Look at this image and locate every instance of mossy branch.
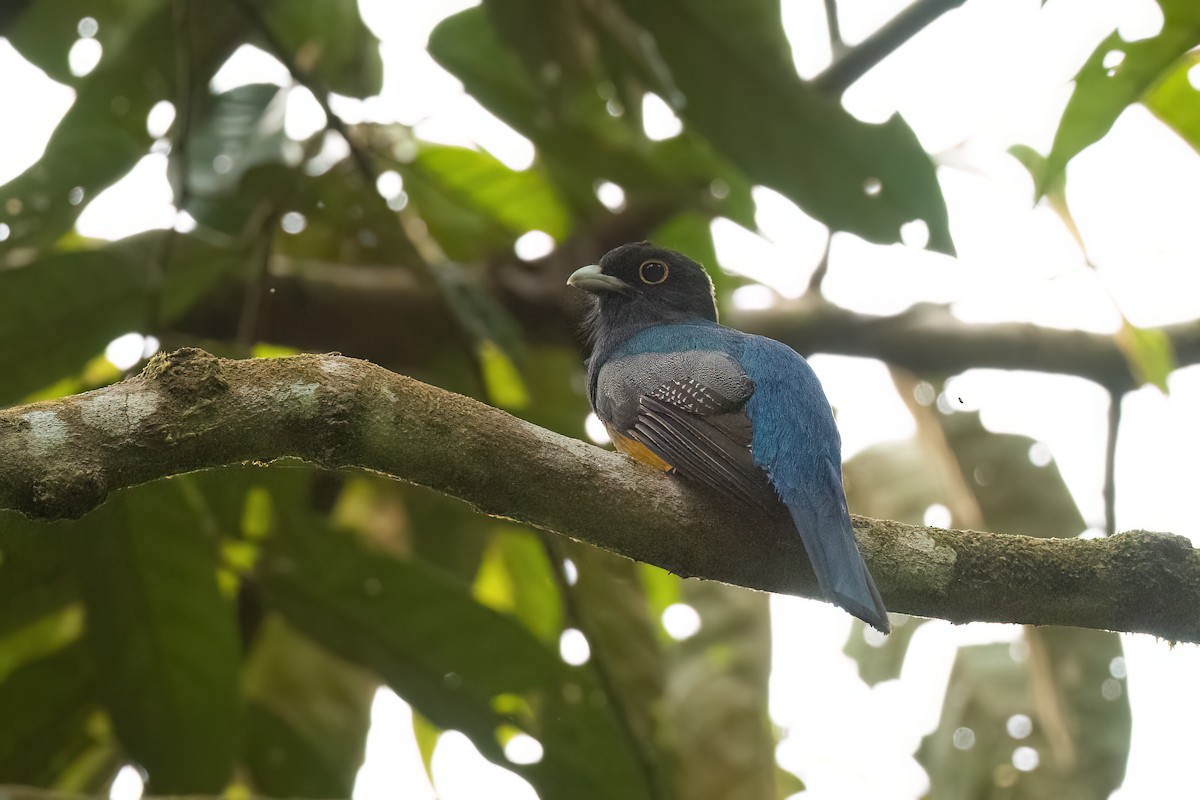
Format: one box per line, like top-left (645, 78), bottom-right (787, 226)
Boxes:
top-left (2, 349), bottom-right (1197, 642)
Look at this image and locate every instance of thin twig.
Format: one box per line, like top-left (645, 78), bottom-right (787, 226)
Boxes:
top-left (822, 0), bottom-right (847, 60)
top-left (1105, 390), bottom-right (1122, 537)
top-left (804, 233), bottom-right (833, 296)
top-left (812, 0), bottom-right (967, 97)
top-left (235, 205), bottom-right (279, 352)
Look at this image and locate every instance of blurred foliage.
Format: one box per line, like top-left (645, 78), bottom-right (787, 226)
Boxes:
top-left (1, 0), bottom-right (1191, 796)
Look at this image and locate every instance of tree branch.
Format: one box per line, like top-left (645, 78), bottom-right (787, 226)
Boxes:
top-left (2, 349), bottom-right (1197, 642)
top-left (812, 0), bottom-right (968, 97)
top-left (176, 263), bottom-right (1200, 392)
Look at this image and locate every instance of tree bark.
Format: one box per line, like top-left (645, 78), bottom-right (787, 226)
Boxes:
top-left (2, 349), bottom-right (1197, 642)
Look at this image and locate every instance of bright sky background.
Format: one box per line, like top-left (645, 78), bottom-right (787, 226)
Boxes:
top-left (3, 0), bottom-right (1200, 798)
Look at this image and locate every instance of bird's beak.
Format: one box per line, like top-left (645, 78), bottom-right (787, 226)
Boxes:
top-left (567, 264), bottom-right (631, 295)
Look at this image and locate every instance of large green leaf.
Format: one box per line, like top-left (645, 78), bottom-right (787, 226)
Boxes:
top-left (1144, 50), bottom-right (1200, 154)
top-left (616, 0), bottom-right (952, 252)
top-left (264, 0), bottom-right (384, 98)
top-left (429, 7), bottom-right (757, 227)
top-left (0, 642), bottom-right (99, 786)
top-left (662, 582), bottom-right (775, 800)
top-left (77, 480), bottom-right (241, 795)
top-left (0, 232), bottom-right (246, 406)
top-left (0, 0), bottom-right (247, 247)
top-left (563, 542), bottom-right (666, 792)
top-left (917, 631), bottom-right (1129, 800)
top-left (180, 83), bottom-right (289, 208)
top-left (940, 412), bottom-right (1085, 538)
top-left (243, 616), bottom-right (376, 799)
top-left (259, 510), bottom-right (653, 800)
top-left (3, 0), bottom-right (160, 86)
top-left (0, 512), bottom-right (81, 637)
top-left (1040, 0), bottom-right (1200, 193)
top-left (473, 526), bottom-right (562, 643)
top-left (400, 143), bottom-right (572, 260)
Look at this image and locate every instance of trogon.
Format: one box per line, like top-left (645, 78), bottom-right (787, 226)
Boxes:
top-left (568, 242), bottom-right (889, 633)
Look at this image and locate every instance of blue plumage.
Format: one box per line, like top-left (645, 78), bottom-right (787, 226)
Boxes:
top-left (570, 243), bottom-right (889, 632)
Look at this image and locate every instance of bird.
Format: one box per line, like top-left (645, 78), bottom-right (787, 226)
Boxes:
top-left (567, 242), bottom-right (889, 633)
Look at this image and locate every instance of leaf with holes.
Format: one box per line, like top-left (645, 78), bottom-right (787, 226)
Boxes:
top-left (1040, 0), bottom-right (1200, 194)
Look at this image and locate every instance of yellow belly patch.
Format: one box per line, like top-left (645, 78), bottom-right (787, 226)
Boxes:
top-left (610, 430), bottom-right (673, 472)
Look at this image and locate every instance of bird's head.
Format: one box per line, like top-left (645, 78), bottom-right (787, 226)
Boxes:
top-left (567, 243), bottom-right (718, 330)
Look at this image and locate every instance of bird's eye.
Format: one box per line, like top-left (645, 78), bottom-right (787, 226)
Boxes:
top-left (639, 259), bottom-right (669, 285)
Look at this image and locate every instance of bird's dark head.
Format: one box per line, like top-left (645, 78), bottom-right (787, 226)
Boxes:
top-left (567, 243), bottom-right (718, 340)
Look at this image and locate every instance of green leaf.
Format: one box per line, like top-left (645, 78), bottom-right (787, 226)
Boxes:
top-left (940, 412), bottom-right (1085, 539)
top-left (428, 8), bottom-right (757, 226)
top-left (1041, 0), bottom-right (1200, 194)
top-left (663, 583), bottom-right (774, 800)
top-left (917, 631), bottom-right (1130, 800)
top-left (473, 527), bottom-right (562, 643)
top-left (181, 83), bottom-right (290, 200)
top-left (1144, 51), bottom-right (1200, 154)
top-left (0, 512), bottom-right (81, 637)
top-left (1114, 319), bottom-right (1176, 392)
top-left (265, 0), bottom-right (384, 98)
top-left (0, 642), bottom-right (99, 786)
top-left (0, 1), bottom-right (247, 247)
top-left (260, 511), bottom-right (652, 800)
top-left (843, 615), bottom-right (926, 687)
top-left (0, 232), bottom-right (246, 406)
top-left (617, 0), bottom-right (952, 252)
top-left (77, 479), bottom-right (241, 794)
top-left (563, 542), bottom-right (665, 788)
top-left (2, 0), bottom-right (160, 86)
top-left (243, 616), bottom-right (376, 799)
top-left (0, 605), bottom-right (84, 687)
top-left (410, 144), bottom-right (571, 241)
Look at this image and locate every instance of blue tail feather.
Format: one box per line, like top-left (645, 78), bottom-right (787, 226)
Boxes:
top-left (785, 494), bottom-right (889, 633)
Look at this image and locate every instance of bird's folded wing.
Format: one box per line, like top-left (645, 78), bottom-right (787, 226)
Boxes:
top-left (631, 393), bottom-right (775, 506)
top-left (596, 349), bottom-right (775, 505)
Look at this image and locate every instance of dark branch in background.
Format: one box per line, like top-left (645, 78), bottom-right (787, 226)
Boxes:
top-left (812, 0), bottom-right (968, 97)
top-left (234, 205), bottom-right (279, 352)
top-left (803, 235), bottom-right (833, 296)
top-left (175, 260), bottom-right (1200, 392)
top-left (2, 350), bottom-right (1198, 643)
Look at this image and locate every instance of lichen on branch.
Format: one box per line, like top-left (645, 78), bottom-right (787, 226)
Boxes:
top-left (1, 348), bottom-right (1198, 642)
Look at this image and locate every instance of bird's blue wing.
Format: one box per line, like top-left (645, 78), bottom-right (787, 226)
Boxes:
top-left (741, 336), bottom-right (889, 633)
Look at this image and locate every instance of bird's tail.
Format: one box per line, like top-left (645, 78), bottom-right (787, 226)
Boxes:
top-left (784, 469), bottom-right (889, 633)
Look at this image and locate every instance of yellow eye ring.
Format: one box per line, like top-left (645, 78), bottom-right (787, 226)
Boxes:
top-left (639, 259), bottom-right (669, 285)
